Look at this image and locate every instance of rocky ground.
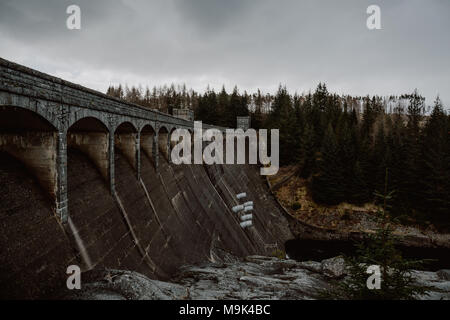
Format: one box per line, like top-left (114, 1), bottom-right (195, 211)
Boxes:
top-left (62, 256), bottom-right (450, 300)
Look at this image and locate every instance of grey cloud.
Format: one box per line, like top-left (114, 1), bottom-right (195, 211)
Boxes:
top-left (0, 0), bottom-right (448, 106)
top-left (175, 0), bottom-right (253, 33)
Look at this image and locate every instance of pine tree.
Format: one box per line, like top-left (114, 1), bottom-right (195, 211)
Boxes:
top-left (403, 90), bottom-right (426, 218)
top-left (217, 86), bottom-right (229, 127)
top-left (251, 90), bottom-right (264, 130)
top-left (323, 170), bottom-right (430, 300)
top-left (312, 124), bottom-right (344, 205)
top-left (298, 123), bottom-right (316, 178)
top-left (420, 96), bottom-right (450, 230)
top-left (371, 123), bottom-right (387, 196)
top-left (267, 86), bottom-right (296, 165)
top-left (350, 161), bottom-right (370, 204)
top-left (227, 86), bottom-right (241, 128)
top-left (312, 83), bottom-right (328, 112)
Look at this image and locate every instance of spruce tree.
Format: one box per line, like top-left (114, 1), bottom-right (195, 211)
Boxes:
top-left (323, 170), bottom-right (430, 300)
top-left (312, 124), bottom-right (344, 205)
top-left (267, 86), bottom-right (296, 165)
top-left (252, 90), bottom-right (264, 130)
top-left (403, 90), bottom-right (425, 218)
top-left (298, 123), bottom-right (316, 178)
top-left (217, 86), bottom-right (229, 127)
top-left (420, 97), bottom-right (450, 230)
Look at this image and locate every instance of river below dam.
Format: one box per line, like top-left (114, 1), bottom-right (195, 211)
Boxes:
top-left (285, 239), bottom-right (450, 271)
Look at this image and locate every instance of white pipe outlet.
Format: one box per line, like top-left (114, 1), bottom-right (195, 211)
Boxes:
top-left (236, 193), bottom-right (247, 199)
top-left (240, 221), bottom-right (252, 228)
top-left (232, 205), bottom-right (244, 213)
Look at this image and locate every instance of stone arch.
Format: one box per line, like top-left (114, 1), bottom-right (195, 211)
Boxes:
top-left (140, 124), bottom-right (157, 166)
top-left (157, 125), bottom-right (170, 161)
top-left (0, 100), bottom-right (61, 130)
top-left (158, 123), bottom-right (170, 133)
top-left (138, 122), bottom-right (156, 134)
top-left (114, 121), bottom-right (138, 134)
top-left (69, 116), bottom-right (109, 132)
top-left (115, 122), bottom-right (139, 172)
top-left (67, 110), bottom-right (109, 132)
top-left (67, 117), bottom-right (110, 181)
top-left (0, 105), bottom-right (58, 131)
top-left (0, 106), bottom-right (59, 200)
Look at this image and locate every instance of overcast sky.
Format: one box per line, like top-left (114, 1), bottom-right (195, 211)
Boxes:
top-left (0, 0), bottom-right (449, 106)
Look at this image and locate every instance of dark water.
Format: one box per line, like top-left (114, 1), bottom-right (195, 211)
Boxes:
top-left (285, 239), bottom-right (450, 271)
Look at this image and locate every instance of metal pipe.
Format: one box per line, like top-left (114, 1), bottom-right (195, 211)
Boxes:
top-left (240, 221), bottom-right (252, 228)
top-left (236, 192), bottom-right (247, 199)
top-left (232, 204), bottom-right (244, 213)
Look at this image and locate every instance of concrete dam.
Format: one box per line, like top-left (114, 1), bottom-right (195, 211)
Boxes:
top-left (0, 58), bottom-right (292, 299)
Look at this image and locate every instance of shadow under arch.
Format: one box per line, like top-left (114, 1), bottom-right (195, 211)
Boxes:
top-left (140, 124), bottom-right (157, 167)
top-left (0, 106), bottom-right (58, 199)
top-left (115, 121), bottom-right (139, 171)
top-left (115, 121), bottom-right (138, 134)
top-left (0, 105), bottom-right (59, 131)
top-left (67, 116), bottom-right (110, 181)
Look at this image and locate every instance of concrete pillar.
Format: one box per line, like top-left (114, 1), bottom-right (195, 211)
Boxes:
top-left (109, 130), bottom-right (115, 195)
top-left (158, 131), bottom-right (168, 161)
top-left (141, 131), bottom-right (158, 168)
top-left (153, 132), bottom-right (159, 172)
top-left (135, 131), bottom-right (141, 180)
top-left (56, 130), bottom-right (68, 223)
top-left (167, 135), bottom-right (171, 163)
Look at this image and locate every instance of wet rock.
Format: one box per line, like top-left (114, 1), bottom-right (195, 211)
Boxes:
top-left (297, 261), bottom-right (322, 273)
top-left (321, 256), bottom-right (346, 278)
top-left (61, 256), bottom-right (449, 300)
top-left (62, 269), bottom-right (187, 300)
top-left (410, 270), bottom-right (450, 300)
top-left (437, 269), bottom-right (450, 281)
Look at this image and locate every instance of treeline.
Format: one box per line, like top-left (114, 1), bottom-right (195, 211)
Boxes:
top-left (106, 84), bottom-right (198, 115)
top-left (265, 84), bottom-right (449, 231)
top-left (106, 84), bottom-right (272, 127)
top-left (107, 82), bottom-right (449, 230)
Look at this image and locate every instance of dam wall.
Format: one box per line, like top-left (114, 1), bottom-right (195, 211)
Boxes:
top-left (0, 149), bottom-right (291, 299)
top-left (0, 58), bottom-right (292, 299)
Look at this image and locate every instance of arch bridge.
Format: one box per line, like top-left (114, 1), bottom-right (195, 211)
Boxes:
top-left (0, 58), bottom-right (220, 223)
